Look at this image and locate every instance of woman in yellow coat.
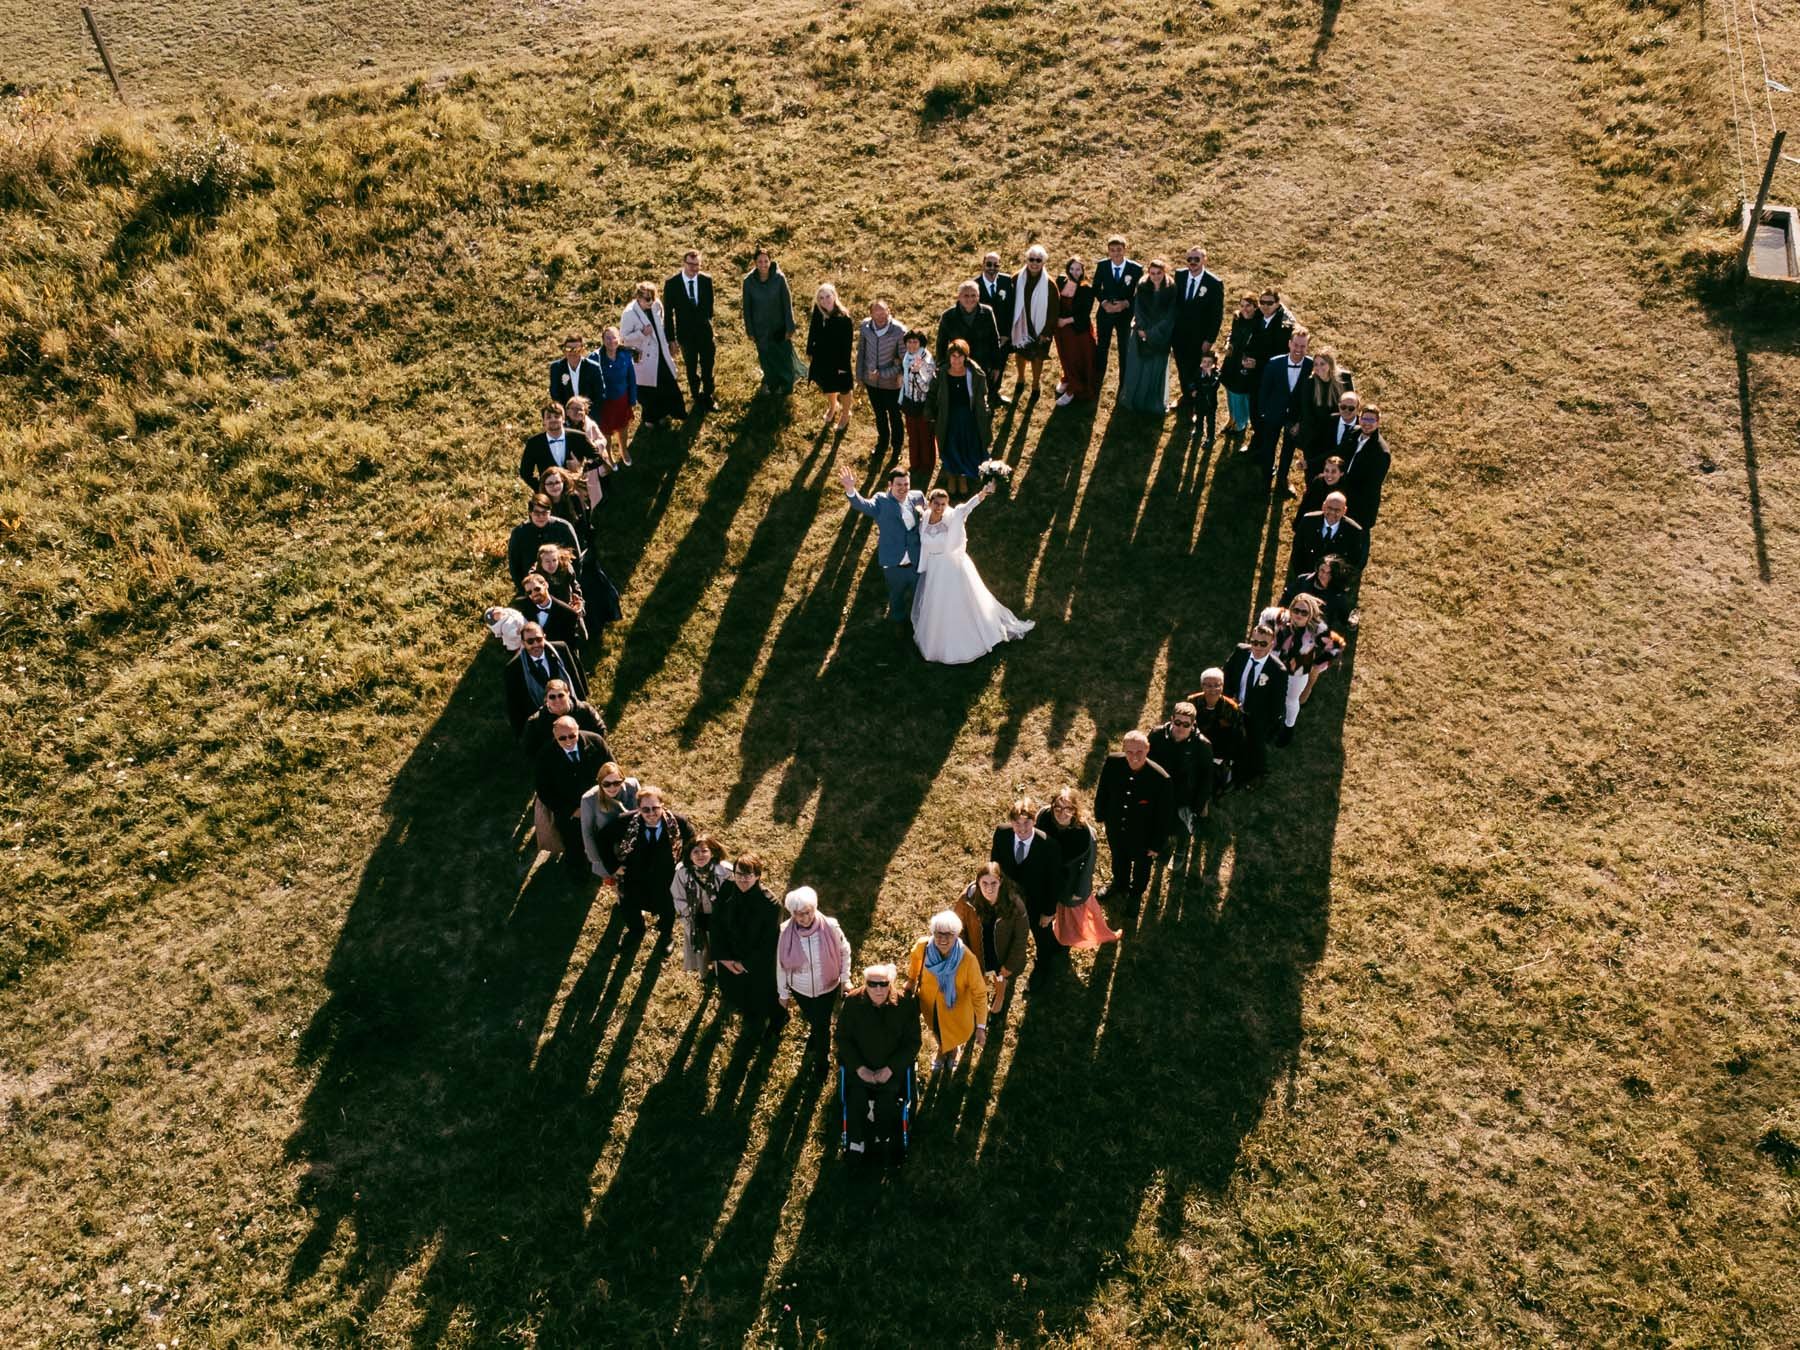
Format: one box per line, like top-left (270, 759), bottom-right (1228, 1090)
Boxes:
top-left (905, 910), bottom-right (990, 1071)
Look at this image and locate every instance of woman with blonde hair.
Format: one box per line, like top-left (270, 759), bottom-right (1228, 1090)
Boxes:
top-left (905, 910), bottom-right (989, 1071)
top-left (806, 281), bottom-right (856, 431)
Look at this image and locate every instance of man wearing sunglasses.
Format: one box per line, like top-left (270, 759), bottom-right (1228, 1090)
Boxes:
top-left (598, 786), bottom-right (694, 936)
top-left (1339, 403), bottom-right (1391, 534)
top-left (1220, 625), bottom-right (1291, 787)
top-left (503, 622), bottom-right (588, 735)
top-left (534, 715), bottom-right (609, 875)
top-left (836, 962), bottom-right (920, 1162)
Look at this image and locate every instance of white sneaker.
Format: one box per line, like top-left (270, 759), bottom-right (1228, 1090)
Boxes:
top-left (1054, 393), bottom-right (1074, 407)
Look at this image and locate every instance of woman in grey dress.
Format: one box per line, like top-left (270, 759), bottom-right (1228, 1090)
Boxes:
top-left (1119, 258), bottom-right (1176, 415)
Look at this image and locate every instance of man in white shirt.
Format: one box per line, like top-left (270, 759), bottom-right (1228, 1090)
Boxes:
top-left (1252, 327), bottom-right (1313, 498)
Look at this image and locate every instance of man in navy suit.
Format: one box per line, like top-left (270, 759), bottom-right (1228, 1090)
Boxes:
top-left (549, 334), bottom-right (603, 410)
top-left (840, 465), bottom-right (927, 627)
top-left (990, 799), bottom-right (1067, 987)
top-left (1171, 246), bottom-right (1224, 414)
top-left (663, 250), bottom-right (717, 411)
top-left (1220, 627), bottom-right (1290, 782)
top-left (1252, 326), bottom-right (1312, 497)
top-left (1091, 235), bottom-right (1143, 388)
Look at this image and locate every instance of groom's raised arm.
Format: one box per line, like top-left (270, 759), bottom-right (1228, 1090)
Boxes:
top-left (838, 466), bottom-right (880, 517)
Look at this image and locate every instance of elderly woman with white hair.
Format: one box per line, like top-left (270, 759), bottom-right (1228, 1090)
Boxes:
top-left (776, 886), bottom-right (854, 1073)
top-left (806, 281), bottom-right (856, 431)
top-left (836, 962), bottom-right (920, 1161)
top-left (904, 910), bottom-right (989, 1072)
top-left (1007, 244), bottom-right (1062, 401)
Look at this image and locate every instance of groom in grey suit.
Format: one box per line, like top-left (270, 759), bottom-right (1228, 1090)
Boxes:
top-left (840, 465), bottom-right (926, 624)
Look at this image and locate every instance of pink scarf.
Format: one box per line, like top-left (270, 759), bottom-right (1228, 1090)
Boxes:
top-left (778, 916), bottom-right (843, 985)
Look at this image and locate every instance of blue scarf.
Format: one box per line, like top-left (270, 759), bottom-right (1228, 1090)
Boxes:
top-left (922, 938), bottom-right (965, 1008)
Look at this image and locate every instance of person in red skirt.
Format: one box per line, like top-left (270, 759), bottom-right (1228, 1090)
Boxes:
top-left (1053, 256), bottom-right (1097, 406)
top-left (594, 326), bottom-right (639, 467)
top-left (898, 329), bottom-right (937, 481)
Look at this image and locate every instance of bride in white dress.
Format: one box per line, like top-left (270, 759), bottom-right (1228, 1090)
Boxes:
top-left (911, 482), bottom-right (1035, 664)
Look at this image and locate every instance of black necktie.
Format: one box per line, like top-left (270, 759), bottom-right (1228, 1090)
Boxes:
top-left (1324, 524), bottom-right (1336, 539)
top-left (1015, 837), bottom-right (1026, 863)
top-left (535, 657), bottom-right (550, 682)
top-left (688, 277), bottom-right (696, 304)
top-left (566, 748), bottom-right (579, 763)
top-left (1188, 276), bottom-right (1197, 300)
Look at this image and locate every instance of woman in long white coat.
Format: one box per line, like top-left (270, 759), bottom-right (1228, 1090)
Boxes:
top-left (910, 482), bottom-right (1033, 664)
top-left (618, 281), bottom-right (686, 427)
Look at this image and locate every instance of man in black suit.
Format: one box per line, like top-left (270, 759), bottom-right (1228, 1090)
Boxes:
top-left (600, 786), bottom-right (694, 935)
top-left (1252, 326), bottom-right (1312, 497)
top-left (1292, 491), bottom-right (1369, 575)
top-left (1309, 389), bottom-right (1362, 480)
top-left (549, 334), bottom-right (603, 411)
top-left (504, 623), bottom-right (588, 735)
top-left (1171, 246), bottom-right (1225, 415)
top-left (1092, 235), bottom-right (1143, 388)
top-left (520, 679), bottom-right (609, 759)
top-left (1221, 627), bottom-right (1290, 784)
top-left (507, 495), bottom-right (582, 588)
top-left (517, 403), bottom-right (593, 491)
top-left (1146, 703), bottom-right (1215, 838)
top-left (509, 572), bottom-right (586, 647)
top-left (975, 251), bottom-right (1016, 405)
top-left (989, 798), bottom-right (1067, 987)
top-left (663, 249), bottom-right (717, 411)
top-left (535, 716), bottom-right (608, 874)
top-left (1339, 404), bottom-right (1391, 534)
top-left (1093, 731), bottom-right (1174, 910)
top-left (936, 282), bottom-right (1003, 400)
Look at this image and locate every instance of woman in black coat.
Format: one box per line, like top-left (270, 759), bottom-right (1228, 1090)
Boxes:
top-left (710, 851), bottom-right (789, 1030)
top-left (806, 281), bottom-right (856, 433)
top-left (1219, 293), bottom-right (1261, 446)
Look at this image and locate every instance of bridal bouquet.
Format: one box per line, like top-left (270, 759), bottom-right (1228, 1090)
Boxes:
top-left (976, 459), bottom-right (1013, 494)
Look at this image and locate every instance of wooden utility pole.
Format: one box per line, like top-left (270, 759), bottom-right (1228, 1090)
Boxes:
top-left (1737, 129), bottom-right (1786, 282)
top-left (80, 6), bottom-right (127, 105)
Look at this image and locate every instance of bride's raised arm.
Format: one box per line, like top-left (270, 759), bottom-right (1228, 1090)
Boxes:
top-left (955, 479), bottom-right (996, 520)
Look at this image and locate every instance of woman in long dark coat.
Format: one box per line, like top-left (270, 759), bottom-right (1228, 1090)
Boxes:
top-left (806, 281), bottom-right (856, 432)
top-left (1119, 259), bottom-right (1176, 414)
top-left (709, 851), bottom-right (788, 1031)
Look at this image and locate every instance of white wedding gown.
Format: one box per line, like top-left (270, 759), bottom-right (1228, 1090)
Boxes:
top-left (911, 494), bottom-right (1034, 664)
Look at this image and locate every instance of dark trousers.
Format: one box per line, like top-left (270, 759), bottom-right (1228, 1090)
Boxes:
top-left (1094, 309), bottom-right (1131, 384)
top-left (1191, 387), bottom-right (1218, 440)
top-left (1239, 722), bottom-right (1272, 783)
top-left (554, 814), bottom-right (588, 874)
top-left (1172, 338), bottom-right (1207, 403)
top-left (1252, 419), bottom-right (1302, 487)
top-left (792, 988), bottom-right (839, 1061)
top-left (1105, 830), bottom-right (1157, 899)
top-left (1029, 913), bottom-right (1068, 980)
top-left (866, 385), bottom-right (904, 450)
top-left (682, 334), bottom-right (716, 403)
top-left (619, 882), bottom-right (675, 933)
top-left (843, 1069), bottom-right (910, 1154)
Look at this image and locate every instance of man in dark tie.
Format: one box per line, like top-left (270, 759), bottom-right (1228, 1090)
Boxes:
top-left (1220, 627), bottom-right (1290, 785)
top-left (1339, 404), bottom-right (1392, 534)
top-left (1171, 246), bottom-right (1224, 416)
top-left (663, 249), bottom-right (717, 411)
top-left (1093, 731), bottom-right (1174, 911)
top-left (975, 252), bottom-right (1016, 407)
top-left (1308, 390), bottom-right (1362, 481)
top-left (1292, 491), bottom-right (1369, 575)
top-left (1252, 326), bottom-right (1312, 498)
top-left (503, 623), bottom-right (588, 734)
top-left (535, 715), bottom-right (607, 875)
top-left (600, 786), bottom-right (695, 935)
top-left (988, 798), bottom-right (1066, 988)
top-left (1091, 235), bottom-right (1143, 389)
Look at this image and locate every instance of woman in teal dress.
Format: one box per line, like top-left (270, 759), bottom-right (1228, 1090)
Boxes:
top-left (1119, 258), bottom-right (1176, 415)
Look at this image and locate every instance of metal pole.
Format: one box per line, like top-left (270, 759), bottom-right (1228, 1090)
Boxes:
top-left (80, 6), bottom-right (127, 105)
top-left (1738, 129), bottom-right (1786, 282)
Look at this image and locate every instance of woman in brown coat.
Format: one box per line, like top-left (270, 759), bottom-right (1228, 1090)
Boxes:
top-left (953, 863), bottom-right (1032, 1017)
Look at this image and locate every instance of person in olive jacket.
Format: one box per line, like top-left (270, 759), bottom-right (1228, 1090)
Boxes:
top-left (836, 962), bottom-right (921, 1160)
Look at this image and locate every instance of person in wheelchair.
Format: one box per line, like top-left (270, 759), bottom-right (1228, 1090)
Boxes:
top-left (836, 962), bottom-right (920, 1163)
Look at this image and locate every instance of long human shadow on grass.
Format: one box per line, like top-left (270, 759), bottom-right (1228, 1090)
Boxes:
top-left (283, 647), bottom-right (607, 1318)
top-left (774, 650), bottom-right (1349, 1343)
top-left (602, 406), bottom-right (781, 725)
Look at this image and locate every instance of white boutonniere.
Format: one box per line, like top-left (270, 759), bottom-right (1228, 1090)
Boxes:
top-left (562, 371), bottom-right (573, 386)
top-left (1256, 673), bottom-right (1269, 687)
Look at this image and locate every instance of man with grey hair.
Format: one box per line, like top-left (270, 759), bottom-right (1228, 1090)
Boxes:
top-left (1292, 489), bottom-right (1368, 574)
top-left (856, 299), bottom-right (907, 459)
top-left (836, 961), bottom-right (919, 1161)
top-left (1093, 730), bottom-right (1175, 907)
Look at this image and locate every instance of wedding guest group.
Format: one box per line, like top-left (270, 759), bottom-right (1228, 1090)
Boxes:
top-left (473, 232), bottom-right (1392, 1163)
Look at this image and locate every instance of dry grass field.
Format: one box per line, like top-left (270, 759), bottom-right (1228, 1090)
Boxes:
top-left (3, 0), bottom-right (1798, 1344)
